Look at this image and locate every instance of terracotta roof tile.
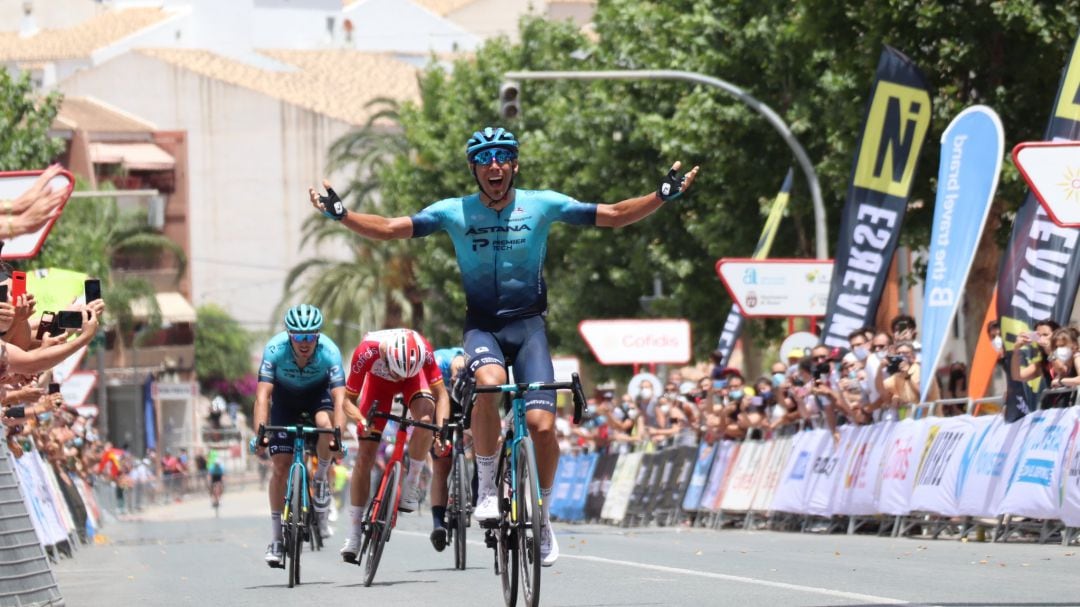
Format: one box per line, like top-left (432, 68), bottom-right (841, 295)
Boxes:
top-left (53, 96), bottom-right (156, 133)
top-left (408, 0), bottom-right (478, 17)
top-left (139, 48), bottom-right (420, 127)
top-left (0, 8), bottom-right (171, 62)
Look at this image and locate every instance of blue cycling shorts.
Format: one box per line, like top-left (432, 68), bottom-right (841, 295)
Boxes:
top-left (464, 314), bottom-right (555, 414)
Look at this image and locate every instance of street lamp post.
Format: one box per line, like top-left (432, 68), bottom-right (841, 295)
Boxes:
top-left (502, 69), bottom-right (828, 259)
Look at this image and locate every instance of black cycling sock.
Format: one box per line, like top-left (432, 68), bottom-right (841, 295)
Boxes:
top-left (432, 505), bottom-right (446, 528)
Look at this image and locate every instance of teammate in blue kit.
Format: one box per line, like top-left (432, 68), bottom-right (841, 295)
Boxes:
top-left (252, 304), bottom-right (346, 567)
top-left (310, 127), bottom-right (698, 565)
top-left (428, 347), bottom-right (466, 551)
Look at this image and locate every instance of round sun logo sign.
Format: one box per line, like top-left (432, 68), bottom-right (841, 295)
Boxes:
top-left (1057, 166), bottom-right (1080, 202)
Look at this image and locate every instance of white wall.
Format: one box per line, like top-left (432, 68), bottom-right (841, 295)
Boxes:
top-left (440, 0), bottom-right (535, 43)
top-left (60, 51), bottom-right (355, 331)
top-left (346, 0), bottom-right (478, 53)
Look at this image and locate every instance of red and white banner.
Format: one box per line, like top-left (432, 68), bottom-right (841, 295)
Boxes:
top-left (578, 319), bottom-right (691, 365)
top-left (720, 440), bottom-right (768, 512)
top-left (877, 417), bottom-right (935, 516)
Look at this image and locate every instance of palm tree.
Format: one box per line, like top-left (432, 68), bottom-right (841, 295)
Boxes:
top-left (278, 99), bottom-right (427, 344)
top-left (33, 182), bottom-right (188, 364)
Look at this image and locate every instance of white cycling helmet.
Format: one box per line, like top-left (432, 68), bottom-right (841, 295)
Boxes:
top-left (383, 330), bottom-right (427, 379)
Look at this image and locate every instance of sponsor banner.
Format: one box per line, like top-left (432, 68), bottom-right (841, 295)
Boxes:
top-left (954, 415), bottom-right (1016, 517)
top-left (715, 259), bottom-right (833, 318)
top-left (1013, 142), bottom-right (1080, 227)
top-left (909, 416), bottom-right (978, 516)
top-left (701, 441), bottom-right (740, 513)
top-left (822, 46), bottom-right (933, 347)
top-left (715, 170), bottom-right (794, 362)
top-left (550, 453), bottom-right (597, 522)
top-left (998, 407), bottom-right (1078, 519)
top-left (806, 425), bottom-right (862, 517)
top-left (578, 319), bottom-right (691, 365)
top-left (996, 31), bottom-right (1080, 421)
top-left (877, 417), bottom-right (936, 515)
top-left (720, 440), bottom-right (768, 512)
top-left (834, 421), bottom-right (896, 515)
top-left (1060, 414), bottom-right (1080, 526)
top-left (623, 452), bottom-right (659, 523)
top-left (681, 441), bottom-right (718, 512)
top-left (661, 446), bottom-right (697, 516)
top-left (585, 452), bottom-right (619, 520)
top-left (600, 451), bottom-right (642, 522)
top-left (749, 435), bottom-right (795, 512)
top-left (11, 448), bottom-right (71, 545)
top-left (770, 429), bottom-right (831, 514)
top-left (919, 106), bottom-right (1005, 401)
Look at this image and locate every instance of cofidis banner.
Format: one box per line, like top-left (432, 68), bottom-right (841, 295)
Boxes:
top-left (715, 169), bottom-right (792, 362)
top-left (919, 106), bottom-right (1004, 401)
top-left (996, 30), bottom-right (1080, 421)
top-left (822, 46), bottom-right (932, 347)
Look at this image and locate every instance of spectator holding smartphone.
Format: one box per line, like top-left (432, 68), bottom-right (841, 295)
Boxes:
top-left (1010, 319), bottom-right (1060, 408)
top-left (880, 340), bottom-right (938, 417)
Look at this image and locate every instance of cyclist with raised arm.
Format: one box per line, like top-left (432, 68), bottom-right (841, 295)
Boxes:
top-left (253, 304), bottom-right (346, 567)
top-left (428, 346), bottom-right (466, 552)
top-left (311, 126), bottom-right (698, 566)
top-left (338, 328), bottom-right (450, 563)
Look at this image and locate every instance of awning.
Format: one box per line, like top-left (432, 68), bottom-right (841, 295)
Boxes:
top-left (89, 142), bottom-right (175, 171)
top-left (130, 292), bottom-right (197, 324)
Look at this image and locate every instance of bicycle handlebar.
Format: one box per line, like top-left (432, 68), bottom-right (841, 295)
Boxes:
top-left (367, 409), bottom-right (442, 433)
top-left (255, 423), bottom-right (342, 451)
top-left (460, 372), bottom-right (588, 425)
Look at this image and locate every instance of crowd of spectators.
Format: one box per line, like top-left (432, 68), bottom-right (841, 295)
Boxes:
top-left (557, 312), bottom-right (1062, 455)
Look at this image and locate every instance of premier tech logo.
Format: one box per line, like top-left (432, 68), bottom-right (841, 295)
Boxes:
top-left (853, 81), bottom-right (932, 197)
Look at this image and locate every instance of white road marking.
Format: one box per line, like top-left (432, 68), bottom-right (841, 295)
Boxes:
top-left (397, 530), bottom-right (930, 605)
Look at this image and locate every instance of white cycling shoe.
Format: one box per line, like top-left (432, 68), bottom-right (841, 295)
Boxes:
top-left (474, 493), bottom-right (500, 522)
top-left (539, 523), bottom-right (558, 567)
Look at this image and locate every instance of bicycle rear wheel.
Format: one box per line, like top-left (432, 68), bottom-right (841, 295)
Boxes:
top-left (364, 461), bottom-right (399, 587)
top-left (516, 438), bottom-right (541, 607)
top-left (496, 447), bottom-right (518, 606)
top-left (452, 451), bottom-right (469, 570)
top-left (288, 466), bottom-right (304, 588)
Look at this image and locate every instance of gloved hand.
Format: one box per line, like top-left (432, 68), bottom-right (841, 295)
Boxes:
top-left (319, 187), bottom-right (347, 221)
top-left (657, 164), bottom-right (690, 201)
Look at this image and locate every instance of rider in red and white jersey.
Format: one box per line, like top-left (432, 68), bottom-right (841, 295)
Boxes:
top-left (339, 328), bottom-right (450, 563)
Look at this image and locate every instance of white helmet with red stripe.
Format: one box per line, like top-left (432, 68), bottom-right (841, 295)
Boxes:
top-left (382, 329), bottom-right (427, 378)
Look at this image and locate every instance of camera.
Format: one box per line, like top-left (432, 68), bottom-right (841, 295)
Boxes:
top-left (885, 355), bottom-right (905, 375)
top-left (812, 362), bottom-right (831, 381)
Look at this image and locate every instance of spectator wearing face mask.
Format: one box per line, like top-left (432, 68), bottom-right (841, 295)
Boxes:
top-left (837, 352), bottom-right (870, 425)
top-left (890, 314), bottom-right (921, 360)
top-left (792, 355), bottom-right (841, 442)
top-left (610, 393), bottom-right (644, 452)
top-left (879, 340), bottom-right (938, 417)
top-left (1046, 327), bottom-right (1080, 407)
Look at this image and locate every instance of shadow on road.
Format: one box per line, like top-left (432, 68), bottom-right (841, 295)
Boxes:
top-left (407, 566), bottom-right (487, 573)
top-left (338, 579), bottom-right (438, 588)
top-left (243, 582), bottom-right (334, 590)
top-left (816, 603), bottom-right (1080, 607)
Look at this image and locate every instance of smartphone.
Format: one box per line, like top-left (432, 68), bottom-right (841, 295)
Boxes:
top-left (10, 271), bottom-right (26, 300)
top-left (48, 383), bottom-right (60, 395)
top-left (56, 310), bottom-right (84, 330)
top-left (84, 278), bottom-right (102, 303)
top-left (35, 312), bottom-right (54, 340)
top-left (5, 405), bottom-right (25, 418)
top-left (0, 284), bottom-right (7, 303)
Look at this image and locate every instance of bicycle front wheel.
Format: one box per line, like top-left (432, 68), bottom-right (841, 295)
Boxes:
top-left (288, 466), bottom-right (304, 588)
top-left (516, 438), bottom-right (542, 607)
top-left (364, 461), bottom-right (400, 587)
top-left (452, 451), bottom-right (469, 570)
top-left (496, 447), bottom-right (518, 606)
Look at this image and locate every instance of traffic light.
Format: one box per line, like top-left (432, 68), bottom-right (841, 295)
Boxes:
top-left (499, 80), bottom-right (521, 120)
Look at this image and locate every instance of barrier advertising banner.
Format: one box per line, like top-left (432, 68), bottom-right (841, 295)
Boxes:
top-left (877, 417), bottom-right (935, 515)
top-left (750, 435), bottom-right (795, 513)
top-left (835, 421), bottom-right (897, 516)
top-left (919, 106), bottom-right (1004, 402)
top-left (909, 416), bottom-right (978, 516)
top-left (806, 425), bottom-right (861, 516)
top-left (720, 440), bottom-right (768, 512)
top-left (600, 451), bottom-right (642, 522)
top-left (701, 441), bottom-right (739, 512)
top-left (770, 429), bottom-right (831, 514)
top-left (998, 407), bottom-right (1079, 519)
top-left (954, 415), bottom-right (1016, 517)
top-left (715, 170), bottom-right (793, 363)
top-left (996, 30), bottom-right (1080, 421)
top-left (1060, 415), bottom-right (1080, 526)
top-left (822, 46), bottom-right (933, 347)
top-left (682, 441), bottom-right (718, 512)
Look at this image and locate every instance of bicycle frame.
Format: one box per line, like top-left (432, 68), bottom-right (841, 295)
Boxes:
top-left (369, 418), bottom-right (411, 530)
top-left (282, 429), bottom-right (314, 531)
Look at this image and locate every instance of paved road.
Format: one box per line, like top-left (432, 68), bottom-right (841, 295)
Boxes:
top-left (53, 486), bottom-right (1080, 606)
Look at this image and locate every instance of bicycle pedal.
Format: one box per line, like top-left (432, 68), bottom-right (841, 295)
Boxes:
top-left (479, 518), bottom-right (500, 530)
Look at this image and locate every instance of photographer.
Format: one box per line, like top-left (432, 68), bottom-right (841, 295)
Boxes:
top-left (795, 348), bottom-right (842, 443)
top-left (877, 340), bottom-right (938, 417)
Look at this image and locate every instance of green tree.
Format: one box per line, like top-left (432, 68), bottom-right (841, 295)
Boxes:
top-left (326, 2), bottom-right (1080, 377)
top-left (0, 70), bottom-right (63, 170)
top-left (194, 303), bottom-right (252, 392)
top-left (33, 180), bottom-right (188, 360)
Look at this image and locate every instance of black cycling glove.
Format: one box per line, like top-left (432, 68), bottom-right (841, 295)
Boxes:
top-left (319, 187), bottom-right (347, 221)
top-left (657, 166), bottom-right (688, 202)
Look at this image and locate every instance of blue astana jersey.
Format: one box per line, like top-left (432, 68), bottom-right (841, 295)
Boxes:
top-left (258, 332), bottom-right (346, 393)
top-left (433, 347), bottom-right (465, 383)
top-left (411, 189), bottom-right (597, 321)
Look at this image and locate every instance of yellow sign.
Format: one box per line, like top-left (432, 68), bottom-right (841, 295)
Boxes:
top-left (853, 81), bottom-right (932, 197)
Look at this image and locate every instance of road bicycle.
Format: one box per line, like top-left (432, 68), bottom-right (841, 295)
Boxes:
top-left (440, 410), bottom-right (473, 570)
top-left (459, 373), bottom-right (585, 607)
top-left (254, 423), bottom-right (340, 588)
top-left (356, 406), bottom-right (440, 587)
